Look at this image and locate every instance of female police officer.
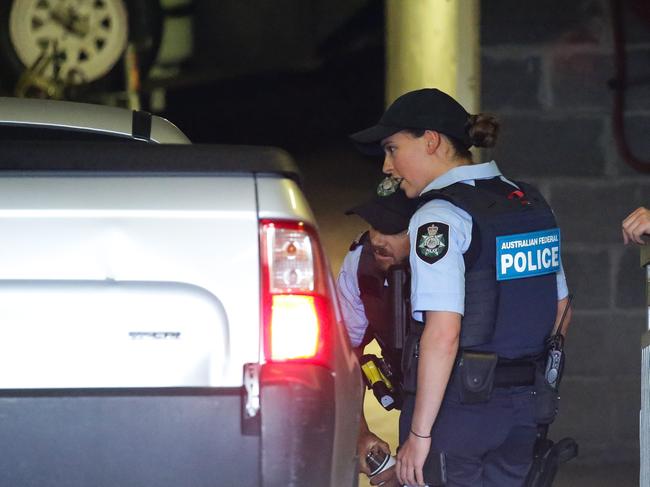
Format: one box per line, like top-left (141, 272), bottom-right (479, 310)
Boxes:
top-left (350, 88), bottom-right (571, 487)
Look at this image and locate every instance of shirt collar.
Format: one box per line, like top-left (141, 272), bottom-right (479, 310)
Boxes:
top-left (419, 160), bottom-right (502, 194)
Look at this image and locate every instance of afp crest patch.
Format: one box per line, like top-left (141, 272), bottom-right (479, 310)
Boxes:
top-left (416, 222), bottom-right (449, 264)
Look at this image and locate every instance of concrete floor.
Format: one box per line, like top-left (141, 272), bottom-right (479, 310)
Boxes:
top-left (554, 463), bottom-right (638, 487)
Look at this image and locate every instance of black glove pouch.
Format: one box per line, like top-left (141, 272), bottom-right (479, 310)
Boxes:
top-left (457, 351), bottom-right (498, 404)
top-left (401, 332), bottom-right (420, 394)
top-left (423, 450), bottom-right (447, 486)
top-left (394, 447), bottom-right (446, 486)
top-left (533, 361), bottom-right (560, 424)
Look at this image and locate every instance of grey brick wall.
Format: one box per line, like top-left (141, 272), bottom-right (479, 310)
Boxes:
top-left (481, 0), bottom-right (650, 466)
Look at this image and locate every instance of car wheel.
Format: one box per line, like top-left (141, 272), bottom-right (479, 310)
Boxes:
top-left (0, 0), bottom-right (162, 92)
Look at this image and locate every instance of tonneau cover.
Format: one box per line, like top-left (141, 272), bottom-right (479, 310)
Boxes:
top-left (0, 141), bottom-right (302, 184)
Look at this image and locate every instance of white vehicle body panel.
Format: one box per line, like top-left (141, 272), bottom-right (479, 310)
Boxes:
top-left (0, 281), bottom-right (228, 388)
top-left (256, 176), bottom-right (316, 222)
top-left (0, 175), bottom-right (273, 388)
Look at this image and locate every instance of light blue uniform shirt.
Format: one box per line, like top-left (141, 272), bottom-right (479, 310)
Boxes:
top-left (336, 245), bottom-right (369, 348)
top-left (409, 161), bottom-right (569, 322)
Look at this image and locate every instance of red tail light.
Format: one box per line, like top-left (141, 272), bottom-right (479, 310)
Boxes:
top-left (259, 220), bottom-right (333, 366)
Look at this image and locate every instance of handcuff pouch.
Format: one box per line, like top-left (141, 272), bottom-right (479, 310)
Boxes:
top-left (457, 350), bottom-right (498, 404)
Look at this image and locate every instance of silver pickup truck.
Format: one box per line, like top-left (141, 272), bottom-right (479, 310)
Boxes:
top-left (0, 103), bottom-right (362, 487)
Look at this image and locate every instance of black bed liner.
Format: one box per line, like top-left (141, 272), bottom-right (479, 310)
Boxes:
top-left (0, 141), bottom-right (301, 184)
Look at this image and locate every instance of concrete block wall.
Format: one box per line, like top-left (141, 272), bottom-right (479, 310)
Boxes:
top-left (481, 0), bottom-right (650, 464)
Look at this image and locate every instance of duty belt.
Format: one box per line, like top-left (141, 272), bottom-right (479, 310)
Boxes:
top-left (492, 359), bottom-right (536, 387)
top-left (449, 354), bottom-right (539, 388)
top-left (406, 326), bottom-right (538, 388)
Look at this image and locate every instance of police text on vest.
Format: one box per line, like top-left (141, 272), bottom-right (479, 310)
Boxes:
top-left (496, 228), bottom-right (561, 281)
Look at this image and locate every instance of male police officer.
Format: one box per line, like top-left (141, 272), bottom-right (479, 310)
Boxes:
top-left (337, 190), bottom-right (417, 486)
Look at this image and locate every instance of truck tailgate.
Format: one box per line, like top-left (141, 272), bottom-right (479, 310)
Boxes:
top-left (0, 176), bottom-right (260, 388)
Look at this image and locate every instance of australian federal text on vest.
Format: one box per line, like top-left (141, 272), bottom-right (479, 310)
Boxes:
top-left (496, 228), bottom-right (561, 281)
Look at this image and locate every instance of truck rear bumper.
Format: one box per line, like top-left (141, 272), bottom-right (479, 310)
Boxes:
top-left (0, 388), bottom-right (260, 486)
top-left (260, 363), bottom-right (335, 487)
top-left (0, 363), bottom-right (338, 487)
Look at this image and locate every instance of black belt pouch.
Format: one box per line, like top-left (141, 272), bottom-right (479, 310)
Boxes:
top-left (423, 450), bottom-right (447, 486)
top-left (457, 351), bottom-right (498, 404)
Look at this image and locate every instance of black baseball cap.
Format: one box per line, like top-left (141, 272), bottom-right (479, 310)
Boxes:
top-left (350, 88), bottom-right (471, 154)
top-left (345, 190), bottom-right (417, 235)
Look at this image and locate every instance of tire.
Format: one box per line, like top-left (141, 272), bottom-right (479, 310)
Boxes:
top-left (0, 0), bottom-right (162, 93)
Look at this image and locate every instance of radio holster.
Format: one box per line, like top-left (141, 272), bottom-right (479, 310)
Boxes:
top-left (526, 295), bottom-right (578, 485)
top-left (534, 325), bottom-right (565, 424)
top-left (533, 358), bottom-right (561, 424)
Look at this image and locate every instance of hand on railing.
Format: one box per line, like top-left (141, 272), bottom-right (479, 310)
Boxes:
top-left (622, 207), bottom-right (650, 245)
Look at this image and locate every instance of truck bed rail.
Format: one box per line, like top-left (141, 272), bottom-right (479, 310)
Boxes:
top-left (0, 141), bottom-right (301, 184)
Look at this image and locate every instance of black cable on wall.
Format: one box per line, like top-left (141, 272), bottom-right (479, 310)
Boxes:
top-left (610, 0), bottom-right (650, 173)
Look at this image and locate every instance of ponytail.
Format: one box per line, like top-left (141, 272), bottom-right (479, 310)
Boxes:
top-left (466, 114), bottom-right (500, 148)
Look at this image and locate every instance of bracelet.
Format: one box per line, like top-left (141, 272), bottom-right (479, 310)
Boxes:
top-left (410, 429), bottom-right (431, 439)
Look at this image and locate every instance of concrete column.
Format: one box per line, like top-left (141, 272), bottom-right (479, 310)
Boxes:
top-left (385, 0), bottom-right (480, 113)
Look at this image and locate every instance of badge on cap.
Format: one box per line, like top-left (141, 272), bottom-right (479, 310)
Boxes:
top-left (416, 222), bottom-right (449, 264)
top-left (377, 177), bottom-right (402, 196)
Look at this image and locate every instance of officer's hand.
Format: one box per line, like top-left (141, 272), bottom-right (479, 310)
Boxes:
top-left (622, 206), bottom-right (650, 245)
top-left (369, 465), bottom-right (400, 487)
top-left (357, 431), bottom-right (391, 475)
top-left (396, 434), bottom-right (430, 487)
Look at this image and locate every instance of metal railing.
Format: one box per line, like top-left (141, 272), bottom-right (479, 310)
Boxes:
top-left (640, 246), bottom-right (650, 487)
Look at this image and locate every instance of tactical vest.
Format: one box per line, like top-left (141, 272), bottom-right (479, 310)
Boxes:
top-left (418, 177), bottom-right (559, 359)
top-left (352, 232), bottom-right (404, 377)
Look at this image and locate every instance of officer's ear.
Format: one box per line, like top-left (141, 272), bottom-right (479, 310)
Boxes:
top-left (423, 130), bottom-right (441, 155)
